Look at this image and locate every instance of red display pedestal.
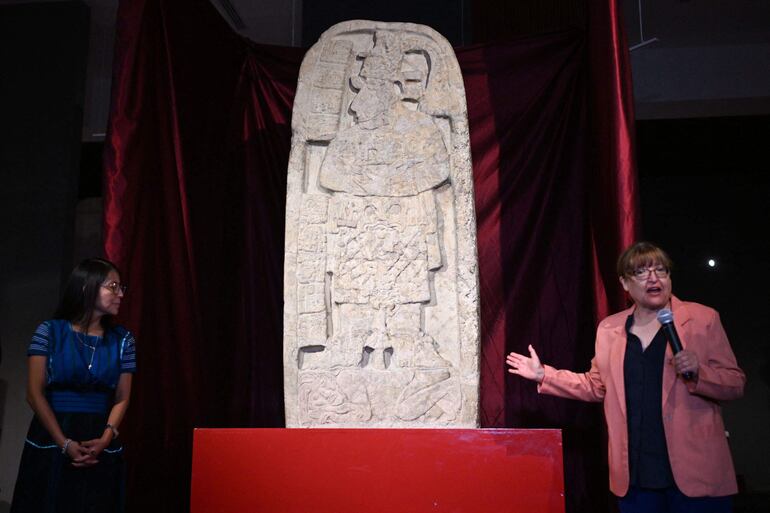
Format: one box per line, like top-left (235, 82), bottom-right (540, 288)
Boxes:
top-left (191, 428), bottom-right (564, 513)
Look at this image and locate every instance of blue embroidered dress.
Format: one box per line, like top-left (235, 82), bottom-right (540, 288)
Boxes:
top-left (11, 319), bottom-right (136, 513)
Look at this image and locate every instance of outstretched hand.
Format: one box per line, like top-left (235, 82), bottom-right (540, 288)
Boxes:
top-left (506, 345), bottom-right (545, 384)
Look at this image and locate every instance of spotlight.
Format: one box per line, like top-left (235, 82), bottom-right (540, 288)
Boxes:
top-left (707, 259), bottom-right (716, 268)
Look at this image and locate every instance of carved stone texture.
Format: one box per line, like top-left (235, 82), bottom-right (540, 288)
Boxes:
top-left (284, 20), bottom-right (480, 427)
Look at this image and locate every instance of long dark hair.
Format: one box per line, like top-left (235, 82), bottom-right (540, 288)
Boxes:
top-left (54, 258), bottom-right (121, 332)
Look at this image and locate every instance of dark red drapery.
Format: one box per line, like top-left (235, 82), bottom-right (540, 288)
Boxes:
top-left (103, 1), bottom-right (638, 512)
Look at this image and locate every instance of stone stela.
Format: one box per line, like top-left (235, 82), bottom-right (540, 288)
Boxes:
top-left (284, 20), bottom-right (480, 427)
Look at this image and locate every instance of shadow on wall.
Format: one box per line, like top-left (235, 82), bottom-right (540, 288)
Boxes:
top-left (0, 378), bottom-right (6, 445)
top-left (762, 347), bottom-right (770, 412)
top-left (0, 374), bottom-right (8, 513)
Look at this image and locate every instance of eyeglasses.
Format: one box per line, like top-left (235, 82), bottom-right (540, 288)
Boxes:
top-left (102, 281), bottom-right (128, 295)
top-left (630, 266), bottom-right (669, 281)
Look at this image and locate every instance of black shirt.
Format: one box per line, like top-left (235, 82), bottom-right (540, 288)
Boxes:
top-left (624, 314), bottom-right (675, 489)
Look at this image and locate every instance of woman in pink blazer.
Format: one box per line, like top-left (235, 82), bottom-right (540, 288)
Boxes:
top-left (506, 242), bottom-right (745, 513)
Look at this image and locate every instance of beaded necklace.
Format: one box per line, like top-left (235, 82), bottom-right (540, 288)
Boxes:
top-left (72, 324), bottom-right (99, 371)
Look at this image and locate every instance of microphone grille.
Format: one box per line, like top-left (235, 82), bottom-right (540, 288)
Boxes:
top-left (656, 308), bottom-right (674, 324)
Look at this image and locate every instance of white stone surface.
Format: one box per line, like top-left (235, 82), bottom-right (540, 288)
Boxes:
top-left (284, 20), bottom-right (479, 427)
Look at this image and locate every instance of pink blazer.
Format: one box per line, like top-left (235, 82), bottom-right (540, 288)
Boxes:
top-left (538, 296), bottom-right (745, 497)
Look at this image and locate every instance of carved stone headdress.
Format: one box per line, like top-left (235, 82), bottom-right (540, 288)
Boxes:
top-left (358, 31), bottom-right (403, 81)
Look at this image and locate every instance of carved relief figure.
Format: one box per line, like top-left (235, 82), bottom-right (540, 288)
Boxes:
top-left (285, 22), bottom-right (479, 427)
top-left (314, 30), bottom-right (458, 422)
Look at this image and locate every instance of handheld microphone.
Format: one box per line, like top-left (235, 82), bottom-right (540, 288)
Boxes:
top-left (656, 308), bottom-right (694, 381)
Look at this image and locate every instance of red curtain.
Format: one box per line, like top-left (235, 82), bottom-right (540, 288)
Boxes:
top-left (103, 1), bottom-right (638, 512)
top-left (586, 1), bottom-right (640, 321)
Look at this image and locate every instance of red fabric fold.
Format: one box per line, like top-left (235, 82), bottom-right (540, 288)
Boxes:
top-left (586, 0), bottom-right (640, 320)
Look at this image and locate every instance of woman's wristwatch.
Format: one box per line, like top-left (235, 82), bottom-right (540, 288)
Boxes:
top-left (105, 423), bottom-right (119, 439)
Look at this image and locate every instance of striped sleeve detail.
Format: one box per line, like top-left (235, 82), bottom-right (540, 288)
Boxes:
top-left (27, 321), bottom-right (51, 356)
top-left (120, 331), bottom-right (137, 373)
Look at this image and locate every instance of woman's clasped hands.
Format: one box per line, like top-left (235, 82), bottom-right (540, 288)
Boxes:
top-left (65, 436), bottom-right (109, 467)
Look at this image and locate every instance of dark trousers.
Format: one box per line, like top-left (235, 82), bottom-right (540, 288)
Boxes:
top-left (618, 486), bottom-right (732, 513)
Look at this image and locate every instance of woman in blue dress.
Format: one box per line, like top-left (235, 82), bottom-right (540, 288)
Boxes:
top-left (11, 258), bottom-right (136, 513)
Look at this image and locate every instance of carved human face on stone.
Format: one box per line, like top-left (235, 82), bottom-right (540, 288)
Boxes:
top-left (400, 53), bottom-right (429, 102)
top-left (349, 75), bottom-right (397, 123)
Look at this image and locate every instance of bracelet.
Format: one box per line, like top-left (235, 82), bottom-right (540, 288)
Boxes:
top-left (61, 438), bottom-right (73, 454)
top-left (105, 423), bottom-right (119, 439)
